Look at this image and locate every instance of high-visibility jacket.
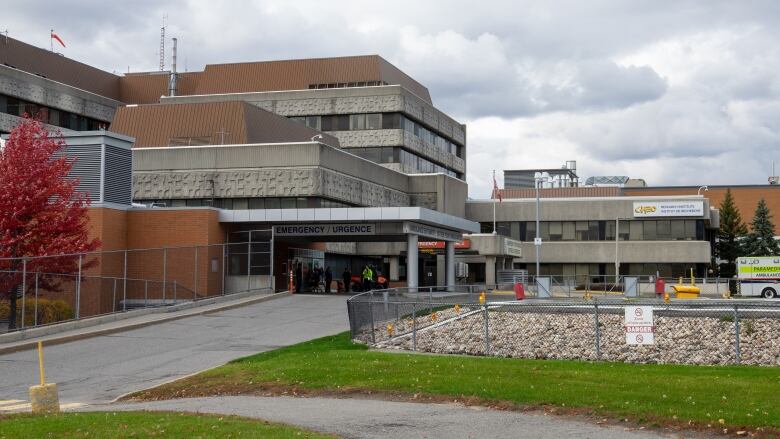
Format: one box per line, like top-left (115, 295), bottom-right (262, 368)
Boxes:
top-left (362, 267), bottom-right (373, 280)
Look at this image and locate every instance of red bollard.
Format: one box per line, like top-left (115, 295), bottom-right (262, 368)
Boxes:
top-left (655, 278), bottom-right (665, 297)
top-left (514, 282), bottom-right (525, 300)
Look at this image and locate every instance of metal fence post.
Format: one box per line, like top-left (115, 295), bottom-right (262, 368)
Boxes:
top-left (428, 287), bottom-right (433, 316)
top-left (734, 304), bottom-right (741, 365)
top-left (162, 248), bottom-right (167, 303)
top-left (412, 304), bottom-right (417, 351)
top-left (76, 254), bottom-right (82, 319)
top-left (123, 250), bottom-right (128, 312)
top-left (369, 300), bottom-right (376, 344)
top-left (594, 301), bottom-right (601, 359)
top-left (21, 259), bottom-right (27, 329)
top-left (173, 280), bottom-right (177, 304)
top-left (247, 234), bottom-right (252, 293)
top-left (144, 280), bottom-right (148, 307)
top-left (221, 243), bottom-right (226, 296)
top-left (194, 247), bottom-right (199, 300)
top-left (483, 303), bottom-right (490, 355)
top-left (34, 272), bottom-right (39, 327)
top-left (112, 278), bottom-right (117, 312)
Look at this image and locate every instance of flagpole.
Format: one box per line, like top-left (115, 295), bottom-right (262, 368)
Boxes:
top-left (492, 169), bottom-right (497, 234)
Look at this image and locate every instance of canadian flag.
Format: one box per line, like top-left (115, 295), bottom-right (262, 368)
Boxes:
top-left (493, 174), bottom-right (502, 203)
top-left (51, 30), bottom-right (66, 48)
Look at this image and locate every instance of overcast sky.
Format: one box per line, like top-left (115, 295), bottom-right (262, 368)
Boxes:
top-left (6, 1), bottom-right (780, 197)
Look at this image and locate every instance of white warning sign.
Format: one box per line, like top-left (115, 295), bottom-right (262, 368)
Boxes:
top-left (625, 306), bottom-right (654, 345)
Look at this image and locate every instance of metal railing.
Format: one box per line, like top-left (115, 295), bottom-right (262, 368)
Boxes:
top-left (347, 284), bottom-right (780, 366)
top-left (0, 241), bottom-right (274, 333)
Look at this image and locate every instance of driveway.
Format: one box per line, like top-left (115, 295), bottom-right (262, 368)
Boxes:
top-left (0, 295), bottom-right (348, 405)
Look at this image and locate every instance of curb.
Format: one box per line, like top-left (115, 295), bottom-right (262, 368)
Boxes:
top-left (0, 292), bottom-right (291, 355)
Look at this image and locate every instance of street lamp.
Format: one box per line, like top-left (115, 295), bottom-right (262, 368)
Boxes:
top-left (534, 176), bottom-right (549, 278)
top-left (697, 185), bottom-right (709, 196)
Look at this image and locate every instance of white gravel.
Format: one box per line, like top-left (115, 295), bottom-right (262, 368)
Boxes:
top-left (372, 307), bottom-right (780, 366)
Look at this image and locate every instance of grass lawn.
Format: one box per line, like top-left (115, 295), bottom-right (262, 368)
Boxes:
top-left (131, 332), bottom-right (780, 435)
top-left (0, 411), bottom-right (335, 438)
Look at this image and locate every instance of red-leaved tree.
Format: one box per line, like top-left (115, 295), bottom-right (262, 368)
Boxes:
top-left (0, 117), bottom-right (101, 329)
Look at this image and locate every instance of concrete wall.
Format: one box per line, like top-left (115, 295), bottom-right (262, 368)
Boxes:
top-left (133, 142), bottom-right (469, 216)
top-left (0, 65), bottom-right (119, 128)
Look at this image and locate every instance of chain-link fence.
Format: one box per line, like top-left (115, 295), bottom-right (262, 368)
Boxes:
top-left (348, 288), bottom-right (780, 366)
top-left (500, 275), bottom-right (732, 298)
top-left (0, 238), bottom-right (273, 332)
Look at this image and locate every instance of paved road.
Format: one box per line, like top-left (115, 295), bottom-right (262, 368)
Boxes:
top-left (0, 295), bottom-right (348, 405)
top-left (102, 396), bottom-right (676, 439)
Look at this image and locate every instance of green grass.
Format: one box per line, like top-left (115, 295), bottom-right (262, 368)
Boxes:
top-left (135, 332), bottom-right (780, 432)
top-left (0, 411), bottom-right (335, 439)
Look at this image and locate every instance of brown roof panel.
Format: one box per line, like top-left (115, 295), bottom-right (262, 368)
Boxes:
top-left (109, 101), bottom-right (339, 148)
top-left (118, 55), bottom-right (432, 104)
top-left (0, 36), bottom-right (120, 100)
top-left (119, 71), bottom-right (201, 104)
top-left (497, 187), bottom-right (622, 199)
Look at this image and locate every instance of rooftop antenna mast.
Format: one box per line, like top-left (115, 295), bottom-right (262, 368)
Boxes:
top-left (159, 15), bottom-right (167, 71)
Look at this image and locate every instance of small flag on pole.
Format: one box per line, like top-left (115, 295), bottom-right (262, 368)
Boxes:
top-left (493, 172), bottom-right (502, 203)
top-left (51, 30), bottom-right (66, 49)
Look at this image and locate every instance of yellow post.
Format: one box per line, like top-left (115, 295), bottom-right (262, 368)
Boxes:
top-left (479, 291), bottom-right (486, 305)
top-left (690, 268), bottom-right (695, 286)
top-left (38, 341), bottom-right (45, 386)
top-left (30, 341), bottom-right (59, 414)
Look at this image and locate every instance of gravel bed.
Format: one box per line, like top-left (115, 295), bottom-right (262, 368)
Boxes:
top-left (372, 307), bottom-right (780, 366)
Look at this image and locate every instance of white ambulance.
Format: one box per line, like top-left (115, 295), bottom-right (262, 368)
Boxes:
top-left (737, 257), bottom-right (780, 298)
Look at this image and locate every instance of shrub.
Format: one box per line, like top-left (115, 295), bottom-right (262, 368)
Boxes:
top-left (0, 298), bottom-right (74, 327)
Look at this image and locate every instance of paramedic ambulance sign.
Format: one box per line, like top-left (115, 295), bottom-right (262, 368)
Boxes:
top-left (625, 306), bottom-right (654, 345)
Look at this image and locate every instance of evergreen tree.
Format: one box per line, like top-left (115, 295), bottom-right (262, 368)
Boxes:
top-left (715, 189), bottom-right (748, 277)
top-left (743, 198), bottom-right (780, 257)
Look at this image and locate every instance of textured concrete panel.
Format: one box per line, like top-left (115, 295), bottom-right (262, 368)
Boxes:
top-left (329, 129), bottom-right (403, 147)
top-left (274, 98), bottom-right (334, 116)
top-left (333, 95), bottom-right (404, 114)
top-left (0, 69), bottom-right (117, 121)
top-left (133, 167), bottom-right (410, 207)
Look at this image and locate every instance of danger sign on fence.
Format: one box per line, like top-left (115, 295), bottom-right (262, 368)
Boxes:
top-left (625, 306), bottom-right (654, 345)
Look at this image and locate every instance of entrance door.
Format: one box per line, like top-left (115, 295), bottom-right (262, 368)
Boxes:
top-left (420, 255), bottom-right (437, 287)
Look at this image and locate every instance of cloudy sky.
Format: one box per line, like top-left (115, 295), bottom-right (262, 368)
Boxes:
top-left (6, 1), bottom-right (780, 197)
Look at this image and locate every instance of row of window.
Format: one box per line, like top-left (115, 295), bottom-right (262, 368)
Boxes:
top-left (345, 146), bottom-right (462, 178)
top-left (482, 220), bottom-right (706, 241)
top-left (289, 112), bottom-right (464, 158)
top-left (0, 94), bottom-right (110, 131)
top-left (136, 197), bottom-right (354, 210)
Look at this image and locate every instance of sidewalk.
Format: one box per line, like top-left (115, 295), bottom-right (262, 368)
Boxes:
top-left (0, 291), bottom-right (290, 354)
top-left (95, 396), bottom-right (675, 439)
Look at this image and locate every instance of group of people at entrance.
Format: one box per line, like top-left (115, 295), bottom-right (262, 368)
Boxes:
top-left (294, 262), bottom-right (387, 294)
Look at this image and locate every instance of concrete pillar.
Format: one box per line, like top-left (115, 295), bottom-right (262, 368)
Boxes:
top-left (407, 234), bottom-right (418, 292)
top-left (485, 255), bottom-right (496, 287)
top-left (389, 256), bottom-right (400, 282)
top-left (445, 241), bottom-right (455, 291)
top-left (436, 254), bottom-right (445, 286)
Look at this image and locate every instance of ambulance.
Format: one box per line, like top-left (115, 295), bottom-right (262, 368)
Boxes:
top-left (737, 257), bottom-right (780, 298)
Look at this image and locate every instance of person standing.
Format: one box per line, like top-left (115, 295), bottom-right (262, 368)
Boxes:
top-left (343, 267), bottom-right (351, 293)
top-left (324, 266), bottom-right (333, 293)
top-left (362, 265), bottom-right (373, 292)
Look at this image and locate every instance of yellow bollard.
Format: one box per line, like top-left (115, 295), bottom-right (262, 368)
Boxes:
top-left (584, 291), bottom-right (591, 301)
top-left (29, 341), bottom-right (59, 414)
top-left (386, 323), bottom-right (394, 336)
top-left (479, 291), bottom-right (486, 305)
top-left (454, 304), bottom-right (461, 313)
top-left (431, 311), bottom-right (438, 321)
top-left (664, 291), bottom-right (670, 303)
